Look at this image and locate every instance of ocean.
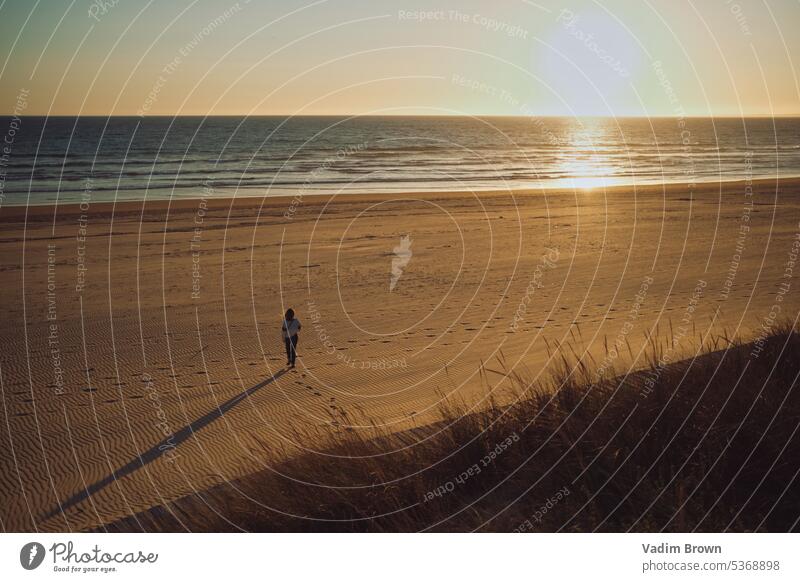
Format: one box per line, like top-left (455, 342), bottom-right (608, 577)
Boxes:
top-left (1, 115), bottom-right (798, 206)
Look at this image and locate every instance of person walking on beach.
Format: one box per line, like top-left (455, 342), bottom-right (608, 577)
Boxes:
top-left (282, 308), bottom-right (301, 368)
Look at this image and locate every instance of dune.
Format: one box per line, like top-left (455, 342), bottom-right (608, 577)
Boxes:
top-left (0, 178), bottom-right (798, 532)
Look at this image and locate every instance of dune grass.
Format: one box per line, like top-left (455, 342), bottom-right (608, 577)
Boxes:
top-left (109, 324), bottom-right (800, 532)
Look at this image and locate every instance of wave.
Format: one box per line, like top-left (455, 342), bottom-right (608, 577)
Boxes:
top-left (2, 116), bottom-right (798, 204)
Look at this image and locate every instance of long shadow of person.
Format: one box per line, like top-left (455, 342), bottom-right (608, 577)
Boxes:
top-left (43, 368), bottom-right (288, 522)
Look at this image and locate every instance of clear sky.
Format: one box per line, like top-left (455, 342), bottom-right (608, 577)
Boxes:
top-left (1, 0), bottom-right (798, 116)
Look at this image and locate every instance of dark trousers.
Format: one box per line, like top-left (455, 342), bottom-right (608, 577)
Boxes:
top-left (285, 334), bottom-right (298, 365)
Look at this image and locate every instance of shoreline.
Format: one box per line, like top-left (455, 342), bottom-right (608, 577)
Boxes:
top-left (1, 176), bottom-right (792, 219)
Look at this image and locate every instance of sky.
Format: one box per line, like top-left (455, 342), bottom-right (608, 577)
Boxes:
top-left (0, 0), bottom-right (798, 117)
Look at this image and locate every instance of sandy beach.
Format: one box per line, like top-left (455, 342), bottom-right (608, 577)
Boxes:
top-left (1, 178), bottom-right (798, 532)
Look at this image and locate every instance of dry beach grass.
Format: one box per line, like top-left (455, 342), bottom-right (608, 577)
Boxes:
top-left (109, 325), bottom-right (800, 532)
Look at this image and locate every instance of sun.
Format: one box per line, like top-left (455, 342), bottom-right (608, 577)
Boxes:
top-left (534, 8), bottom-right (644, 117)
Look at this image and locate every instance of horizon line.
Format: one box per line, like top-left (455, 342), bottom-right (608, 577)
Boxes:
top-left (5, 113), bottom-right (800, 119)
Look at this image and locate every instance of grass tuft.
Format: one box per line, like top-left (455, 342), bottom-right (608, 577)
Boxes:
top-left (107, 324), bottom-right (800, 532)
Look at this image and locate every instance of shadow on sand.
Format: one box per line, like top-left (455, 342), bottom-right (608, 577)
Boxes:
top-left (44, 368), bottom-right (288, 523)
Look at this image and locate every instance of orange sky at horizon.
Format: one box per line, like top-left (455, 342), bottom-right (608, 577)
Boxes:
top-left (1, 0), bottom-right (798, 118)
